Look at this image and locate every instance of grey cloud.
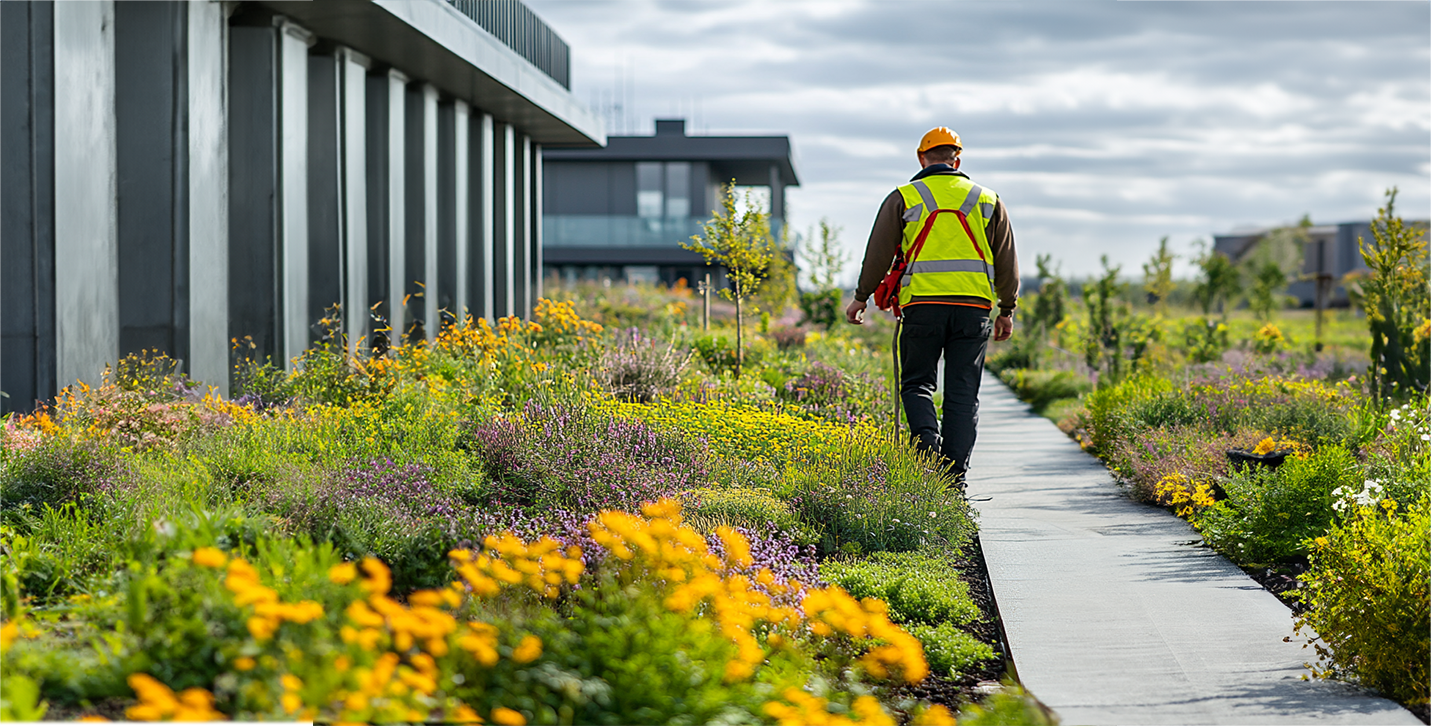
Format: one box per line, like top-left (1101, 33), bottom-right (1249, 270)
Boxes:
top-left (528, 0), bottom-right (1429, 276)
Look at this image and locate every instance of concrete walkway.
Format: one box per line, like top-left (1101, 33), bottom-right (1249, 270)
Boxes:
top-left (966, 371), bottom-right (1419, 726)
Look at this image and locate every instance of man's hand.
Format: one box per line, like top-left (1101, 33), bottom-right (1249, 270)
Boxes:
top-left (845, 299), bottom-right (867, 325)
top-left (994, 314), bottom-right (1013, 342)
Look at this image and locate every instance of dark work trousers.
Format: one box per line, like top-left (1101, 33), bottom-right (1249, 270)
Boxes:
top-left (898, 304), bottom-right (992, 475)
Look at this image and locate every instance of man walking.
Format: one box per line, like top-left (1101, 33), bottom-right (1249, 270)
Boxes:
top-left (845, 127), bottom-right (1019, 486)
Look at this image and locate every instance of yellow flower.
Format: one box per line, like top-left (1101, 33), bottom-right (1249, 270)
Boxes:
top-left (511, 635), bottom-right (542, 664)
top-left (329, 562), bottom-right (358, 585)
top-left (192, 547), bottom-right (228, 568)
top-left (233, 657), bottom-right (256, 671)
top-left (491, 707), bottom-right (526, 725)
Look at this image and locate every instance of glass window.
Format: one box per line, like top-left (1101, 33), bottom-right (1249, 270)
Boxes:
top-left (636, 162), bottom-right (663, 218)
top-left (664, 162), bottom-right (690, 218)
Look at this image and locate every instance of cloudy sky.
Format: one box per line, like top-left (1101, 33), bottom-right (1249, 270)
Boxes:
top-left (527, 0), bottom-right (1430, 283)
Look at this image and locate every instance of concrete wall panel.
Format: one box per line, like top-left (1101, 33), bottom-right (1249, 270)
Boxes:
top-left (116, 1), bottom-right (183, 360)
top-left (307, 52), bottom-right (342, 337)
top-left (436, 100), bottom-right (456, 326)
top-left (227, 24), bottom-right (279, 367)
top-left (54, 0), bottom-right (119, 390)
top-left (513, 134), bottom-right (529, 316)
top-left (1, 0), bottom-right (56, 414)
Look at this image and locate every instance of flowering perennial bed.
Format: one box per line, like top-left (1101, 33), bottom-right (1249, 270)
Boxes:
top-left (0, 298), bottom-right (1040, 723)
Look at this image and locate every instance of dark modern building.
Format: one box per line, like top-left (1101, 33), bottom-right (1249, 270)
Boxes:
top-left (1213, 220), bottom-right (1427, 308)
top-left (542, 118), bottom-right (799, 286)
top-left (2, 0), bottom-right (603, 413)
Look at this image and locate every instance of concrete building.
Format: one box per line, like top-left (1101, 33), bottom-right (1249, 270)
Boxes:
top-left (1213, 220), bottom-right (1426, 308)
top-left (541, 118), bottom-right (799, 287)
top-left (1, 0), bottom-right (602, 414)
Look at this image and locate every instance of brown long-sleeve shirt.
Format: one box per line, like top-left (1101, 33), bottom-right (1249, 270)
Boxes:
top-left (854, 166), bottom-right (1020, 315)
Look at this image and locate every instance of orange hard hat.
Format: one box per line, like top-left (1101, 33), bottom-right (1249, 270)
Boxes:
top-left (917, 127), bottom-right (962, 153)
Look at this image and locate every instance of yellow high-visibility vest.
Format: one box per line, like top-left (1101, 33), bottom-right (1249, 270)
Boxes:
top-left (895, 174), bottom-right (999, 305)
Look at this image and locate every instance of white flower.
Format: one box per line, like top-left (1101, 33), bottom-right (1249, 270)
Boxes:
top-left (1422, 434), bottom-right (1429, 442)
top-left (929, 511), bottom-right (938, 518)
top-left (1390, 409), bottom-right (1402, 420)
top-left (892, 518), bottom-right (900, 523)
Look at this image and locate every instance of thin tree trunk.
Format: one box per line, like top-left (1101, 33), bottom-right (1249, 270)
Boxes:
top-left (735, 282), bottom-right (744, 379)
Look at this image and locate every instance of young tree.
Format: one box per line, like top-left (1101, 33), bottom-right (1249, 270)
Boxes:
top-left (1030, 254), bottom-right (1067, 341)
top-left (1193, 241), bottom-right (1241, 319)
top-left (797, 219), bottom-right (847, 328)
top-left (1355, 188), bottom-right (1429, 398)
top-left (683, 183), bottom-right (775, 379)
top-left (800, 219), bottom-right (847, 291)
top-left (1083, 256), bottom-right (1129, 383)
top-left (1243, 221), bottom-right (1306, 321)
top-left (1141, 237), bottom-right (1177, 314)
top-left (754, 223), bottom-right (797, 320)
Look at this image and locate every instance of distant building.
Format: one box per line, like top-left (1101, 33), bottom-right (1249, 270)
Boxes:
top-left (542, 118), bottom-right (799, 287)
top-left (1212, 221), bottom-right (1413, 308)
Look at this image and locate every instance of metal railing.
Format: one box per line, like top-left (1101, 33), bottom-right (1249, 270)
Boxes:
top-left (446, 0), bottom-right (570, 89)
top-left (544, 215), bottom-right (706, 248)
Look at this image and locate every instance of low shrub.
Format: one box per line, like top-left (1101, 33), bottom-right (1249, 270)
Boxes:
top-left (820, 551), bottom-right (981, 627)
top-left (997, 369), bottom-right (1090, 414)
top-left (905, 622), bottom-right (996, 680)
top-left (957, 684), bottom-right (1057, 726)
top-left (0, 437), bottom-right (125, 514)
top-left (465, 401), bottom-right (708, 514)
top-left (1192, 446), bottom-right (1358, 567)
top-left (770, 326), bottom-right (808, 350)
top-left (681, 487), bottom-right (818, 547)
top-left (781, 438), bottom-right (970, 556)
top-left (1295, 497), bottom-right (1429, 708)
top-left (598, 329), bottom-right (689, 403)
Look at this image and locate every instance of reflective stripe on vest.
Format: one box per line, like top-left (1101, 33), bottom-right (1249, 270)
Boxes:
top-left (894, 176), bottom-right (999, 304)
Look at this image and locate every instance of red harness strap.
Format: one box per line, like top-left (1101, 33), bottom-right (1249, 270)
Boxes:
top-left (872, 208), bottom-right (978, 318)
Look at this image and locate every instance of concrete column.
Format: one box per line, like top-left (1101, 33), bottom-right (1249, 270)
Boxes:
top-left (453, 101), bottom-right (470, 321)
top-left (278, 19), bottom-right (312, 369)
top-left (478, 112), bottom-right (494, 322)
top-left (422, 85), bottom-right (439, 341)
top-left (339, 49), bottom-right (368, 356)
top-left (54, 0), bottom-right (118, 390)
top-left (513, 134), bottom-right (530, 317)
top-left (532, 143), bottom-right (543, 304)
top-left (493, 122), bottom-right (514, 318)
top-left (1, 0), bottom-right (56, 413)
top-left (188, 0), bottom-right (228, 393)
